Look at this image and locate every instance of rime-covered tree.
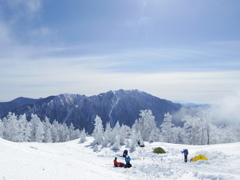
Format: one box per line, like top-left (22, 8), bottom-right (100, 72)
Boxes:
top-left (51, 120), bottom-right (60, 142)
top-left (149, 128), bottom-right (160, 143)
top-left (129, 129), bottom-right (138, 150)
top-left (0, 119), bottom-right (4, 138)
top-left (140, 110), bottom-right (154, 141)
top-left (0, 112), bottom-right (79, 143)
top-left (63, 123), bottom-right (70, 142)
top-left (122, 125), bottom-right (131, 139)
top-left (92, 115), bottom-right (104, 145)
top-left (111, 135), bottom-right (121, 150)
top-left (102, 122), bottom-right (112, 146)
top-left (132, 110), bottom-right (159, 142)
top-left (234, 124), bottom-right (240, 142)
top-left (30, 114), bottom-right (45, 142)
top-left (181, 113), bottom-right (215, 145)
top-left (71, 129), bottom-right (81, 140)
top-left (160, 112), bottom-right (175, 143)
top-left (208, 123), bottom-right (221, 144)
top-left (181, 115), bottom-right (199, 145)
top-left (4, 112), bottom-right (20, 142)
top-left (110, 121), bottom-right (125, 146)
top-left (79, 128), bottom-right (87, 143)
top-left (118, 125), bottom-right (126, 145)
top-left (69, 123), bottom-right (75, 140)
top-left (18, 114), bottom-right (32, 142)
top-left (43, 117), bottom-right (52, 143)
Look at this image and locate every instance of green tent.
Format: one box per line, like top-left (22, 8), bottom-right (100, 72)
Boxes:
top-left (153, 147), bottom-right (166, 154)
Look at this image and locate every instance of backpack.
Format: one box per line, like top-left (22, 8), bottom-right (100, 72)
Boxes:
top-left (183, 149), bottom-right (188, 156)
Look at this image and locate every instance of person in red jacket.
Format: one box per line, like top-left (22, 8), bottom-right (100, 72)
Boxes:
top-left (114, 157), bottom-right (125, 167)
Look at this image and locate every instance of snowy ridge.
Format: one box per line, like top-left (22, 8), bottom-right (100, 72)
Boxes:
top-left (1, 137), bottom-right (240, 180)
top-left (0, 89), bottom-right (182, 133)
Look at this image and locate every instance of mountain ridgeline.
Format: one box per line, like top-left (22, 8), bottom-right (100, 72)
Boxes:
top-left (0, 90), bottom-right (182, 133)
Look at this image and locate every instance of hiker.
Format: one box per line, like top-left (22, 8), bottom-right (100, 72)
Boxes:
top-left (114, 157), bottom-right (125, 167)
top-left (124, 155), bottom-right (132, 168)
top-left (123, 149), bottom-right (128, 157)
top-left (182, 149), bottom-right (188, 163)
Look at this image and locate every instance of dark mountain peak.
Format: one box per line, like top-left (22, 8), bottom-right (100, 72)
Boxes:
top-left (0, 90), bottom-right (182, 133)
top-left (11, 97), bottom-right (41, 105)
top-left (37, 96), bottom-right (56, 104)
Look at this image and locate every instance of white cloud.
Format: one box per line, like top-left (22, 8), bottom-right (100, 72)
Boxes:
top-left (0, 21), bottom-right (12, 46)
top-left (209, 92), bottom-right (240, 125)
top-left (1, 50), bottom-right (240, 103)
top-left (30, 26), bottom-right (52, 40)
top-left (7, 0), bottom-right (41, 14)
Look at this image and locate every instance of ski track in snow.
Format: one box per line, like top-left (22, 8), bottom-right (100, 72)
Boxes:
top-left (1, 137), bottom-right (240, 180)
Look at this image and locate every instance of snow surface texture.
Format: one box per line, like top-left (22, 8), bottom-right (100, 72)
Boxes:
top-left (1, 137), bottom-right (240, 180)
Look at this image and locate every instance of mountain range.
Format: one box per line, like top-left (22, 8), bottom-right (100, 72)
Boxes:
top-left (0, 89), bottom-right (182, 133)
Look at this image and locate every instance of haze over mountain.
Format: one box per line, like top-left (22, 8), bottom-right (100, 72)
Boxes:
top-left (0, 89), bottom-right (182, 133)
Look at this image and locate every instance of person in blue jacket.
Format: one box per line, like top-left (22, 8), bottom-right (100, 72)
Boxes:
top-left (124, 155), bottom-right (132, 168)
top-left (182, 149), bottom-right (188, 163)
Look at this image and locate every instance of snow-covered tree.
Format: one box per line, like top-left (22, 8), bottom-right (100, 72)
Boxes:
top-left (139, 110), bottom-right (158, 141)
top-left (109, 121), bottom-right (121, 145)
top-left (18, 114), bottom-right (32, 142)
top-left (170, 126), bottom-right (185, 144)
top-left (149, 128), bottom-right (160, 143)
top-left (92, 115), bottom-right (104, 145)
top-left (118, 125), bottom-right (126, 145)
top-left (0, 119), bottom-right (4, 138)
top-left (111, 135), bottom-right (121, 150)
top-left (181, 112), bottom-right (217, 145)
top-left (51, 120), bottom-right (60, 142)
top-left (69, 123), bottom-right (75, 140)
top-left (4, 112), bottom-right (20, 142)
top-left (63, 123), bottom-right (70, 142)
top-left (79, 128), bottom-right (87, 143)
top-left (71, 129), bottom-right (81, 140)
top-left (0, 112), bottom-right (80, 143)
top-left (129, 129), bottom-right (138, 150)
top-left (102, 122), bottom-right (112, 146)
top-left (30, 114), bottom-right (45, 142)
top-left (160, 112), bottom-right (175, 143)
top-left (109, 121), bottom-right (126, 147)
top-left (131, 110), bottom-right (159, 142)
top-left (43, 117), bottom-right (52, 143)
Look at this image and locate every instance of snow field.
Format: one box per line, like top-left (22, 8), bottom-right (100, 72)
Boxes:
top-left (97, 141), bottom-right (240, 180)
top-left (1, 137), bottom-right (240, 180)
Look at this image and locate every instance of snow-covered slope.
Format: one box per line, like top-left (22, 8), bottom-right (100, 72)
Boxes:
top-left (1, 137), bottom-right (240, 180)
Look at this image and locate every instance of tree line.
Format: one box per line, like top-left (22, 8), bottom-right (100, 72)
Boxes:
top-left (82, 109), bottom-right (240, 151)
top-left (0, 112), bottom-right (81, 143)
top-left (1, 110), bottom-right (240, 147)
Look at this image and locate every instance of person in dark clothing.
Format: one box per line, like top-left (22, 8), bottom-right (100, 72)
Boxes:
top-left (124, 155), bottom-right (132, 168)
top-left (123, 150), bottom-right (128, 157)
top-left (124, 162), bottom-right (132, 168)
top-left (182, 149), bottom-right (188, 163)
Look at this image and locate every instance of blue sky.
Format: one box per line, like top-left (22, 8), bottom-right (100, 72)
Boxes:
top-left (0, 0), bottom-right (240, 103)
